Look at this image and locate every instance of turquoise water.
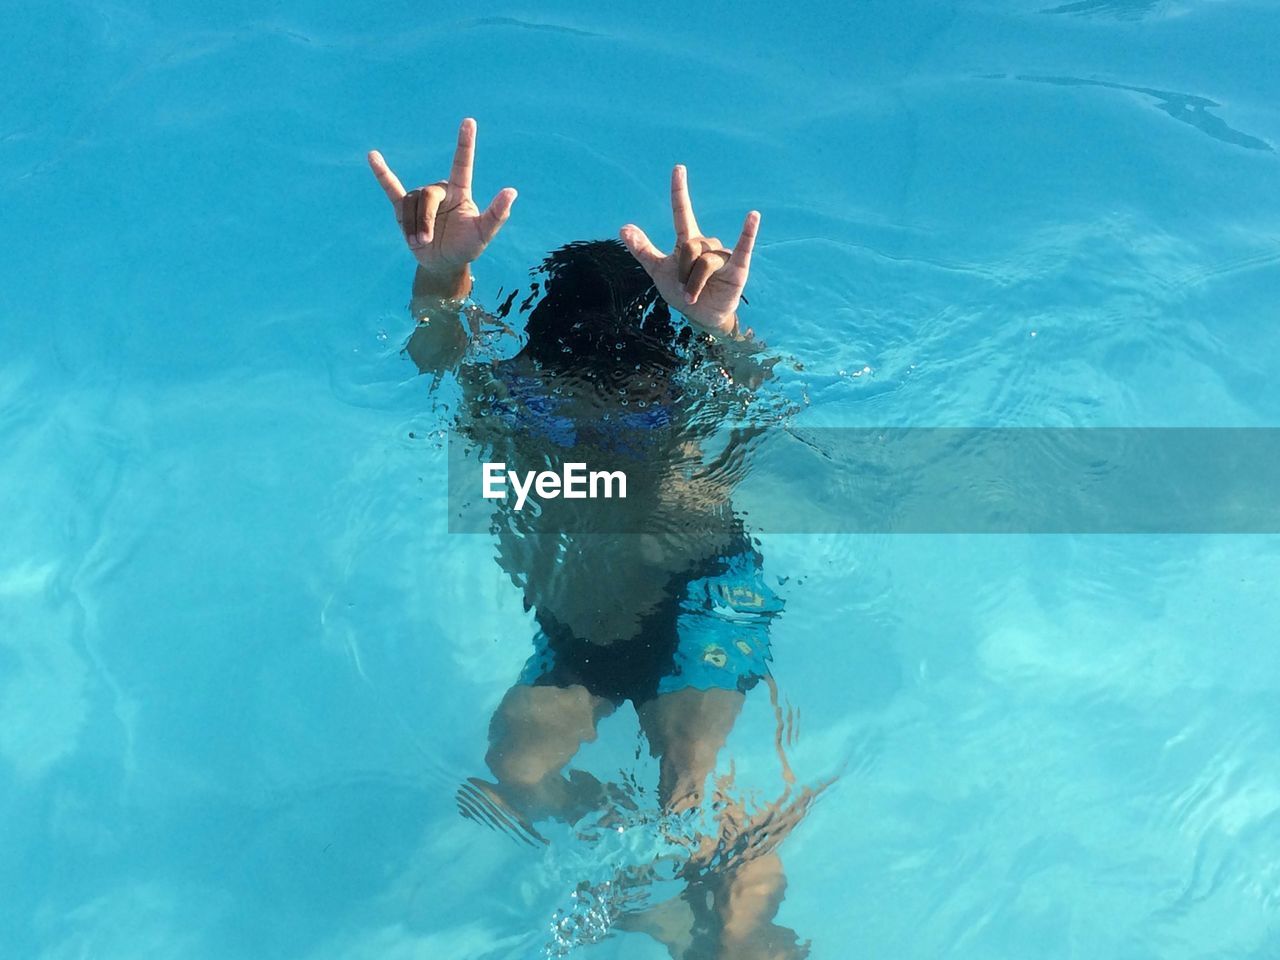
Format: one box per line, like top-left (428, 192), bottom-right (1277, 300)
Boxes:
top-left (3, 1), bottom-right (1280, 957)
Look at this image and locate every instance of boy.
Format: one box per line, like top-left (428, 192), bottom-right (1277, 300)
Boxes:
top-left (369, 119), bottom-right (811, 959)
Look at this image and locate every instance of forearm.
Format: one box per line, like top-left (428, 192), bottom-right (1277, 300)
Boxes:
top-left (705, 324), bottom-right (776, 390)
top-left (404, 264), bottom-right (515, 379)
top-left (404, 268), bottom-right (479, 376)
top-left (404, 301), bottom-right (470, 377)
top-left (413, 263), bottom-right (473, 301)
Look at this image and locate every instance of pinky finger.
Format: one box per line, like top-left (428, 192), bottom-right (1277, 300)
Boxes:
top-left (479, 187), bottom-right (518, 244)
top-left (729, 210), bottom-right (761, 271)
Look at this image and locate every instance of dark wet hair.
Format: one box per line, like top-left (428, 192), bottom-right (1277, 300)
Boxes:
top-left (512, 239), bottom-right (695, 374)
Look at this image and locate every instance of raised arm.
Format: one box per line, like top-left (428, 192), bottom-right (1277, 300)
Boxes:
top-left (367, 117), bottom-right (517, 300)
top-left (619, 165), bottom-right (759, 339)
top-left (367, 119), bottom-right (517, 377)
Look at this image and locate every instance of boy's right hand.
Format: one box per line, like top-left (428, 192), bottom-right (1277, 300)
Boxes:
top-left (368, 118), bottom-right (517, 299)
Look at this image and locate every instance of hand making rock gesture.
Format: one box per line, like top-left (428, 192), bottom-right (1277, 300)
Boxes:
top-left (367, 118), bottom-right (517, 299)
top-left (620, 165), bottom-right (759, 337)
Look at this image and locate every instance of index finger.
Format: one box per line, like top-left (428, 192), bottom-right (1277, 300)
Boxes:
top-left (729, 210), bottom-right (761, 271)
top-left (367, 151), bottom-right (406, 202)
top-left (670, 165), bottom-right (700, 242)
top-left (449, 118), bottom-right (477, 193)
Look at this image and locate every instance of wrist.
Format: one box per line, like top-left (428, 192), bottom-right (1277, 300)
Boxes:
top-left (687, 312), bottom-right (744, 340)
top-left (413, 263), bottom-right (473, 300)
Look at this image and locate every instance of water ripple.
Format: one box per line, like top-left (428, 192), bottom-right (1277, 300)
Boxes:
top-left (1014, 74), bottom-right (1274, 152)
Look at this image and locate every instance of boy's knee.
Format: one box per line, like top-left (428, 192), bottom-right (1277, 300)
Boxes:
top-left (485, 684), bottom-right (610, 786)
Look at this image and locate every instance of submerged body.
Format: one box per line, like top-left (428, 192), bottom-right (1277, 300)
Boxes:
top-left (419, 246), bottom-right (780, 696)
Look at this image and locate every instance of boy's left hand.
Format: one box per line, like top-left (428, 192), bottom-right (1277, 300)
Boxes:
top-left (620, 165), bottom-right (759, 337)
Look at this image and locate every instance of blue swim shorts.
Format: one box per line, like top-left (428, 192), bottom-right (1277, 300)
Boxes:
top-left (516, 539), bottom-right (783, 704)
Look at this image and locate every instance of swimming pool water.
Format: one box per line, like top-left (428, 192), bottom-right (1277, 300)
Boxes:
top-left (2, 1), bottom-right (1279, 957)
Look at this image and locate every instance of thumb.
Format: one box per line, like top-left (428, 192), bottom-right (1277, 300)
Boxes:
top-left (367, 150), bottom-right (406, 202)
top-left (619, 224), bottom-right (665, 271)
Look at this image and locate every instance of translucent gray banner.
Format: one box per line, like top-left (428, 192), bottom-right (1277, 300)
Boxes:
top-left (446, 428), bottom-right (1280, 534)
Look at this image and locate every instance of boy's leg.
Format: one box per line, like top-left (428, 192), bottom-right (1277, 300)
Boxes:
top-left (473, 682), bottom-right (617, 825)
top-left (636, 686), bottom-right (745, 813)
top-left (713, 851), bottom-right (807, 958)
top-left (615, 855), bottom-right (807, 960)
top-left (612, 889), bottom-right (699, 958)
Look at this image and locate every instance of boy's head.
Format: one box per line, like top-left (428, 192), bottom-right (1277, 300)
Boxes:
top-left (516, 239), bottom-right (695, 379)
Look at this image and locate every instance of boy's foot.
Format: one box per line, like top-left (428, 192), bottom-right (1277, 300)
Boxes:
top-left (455, 777), bottom-right (547, 847)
